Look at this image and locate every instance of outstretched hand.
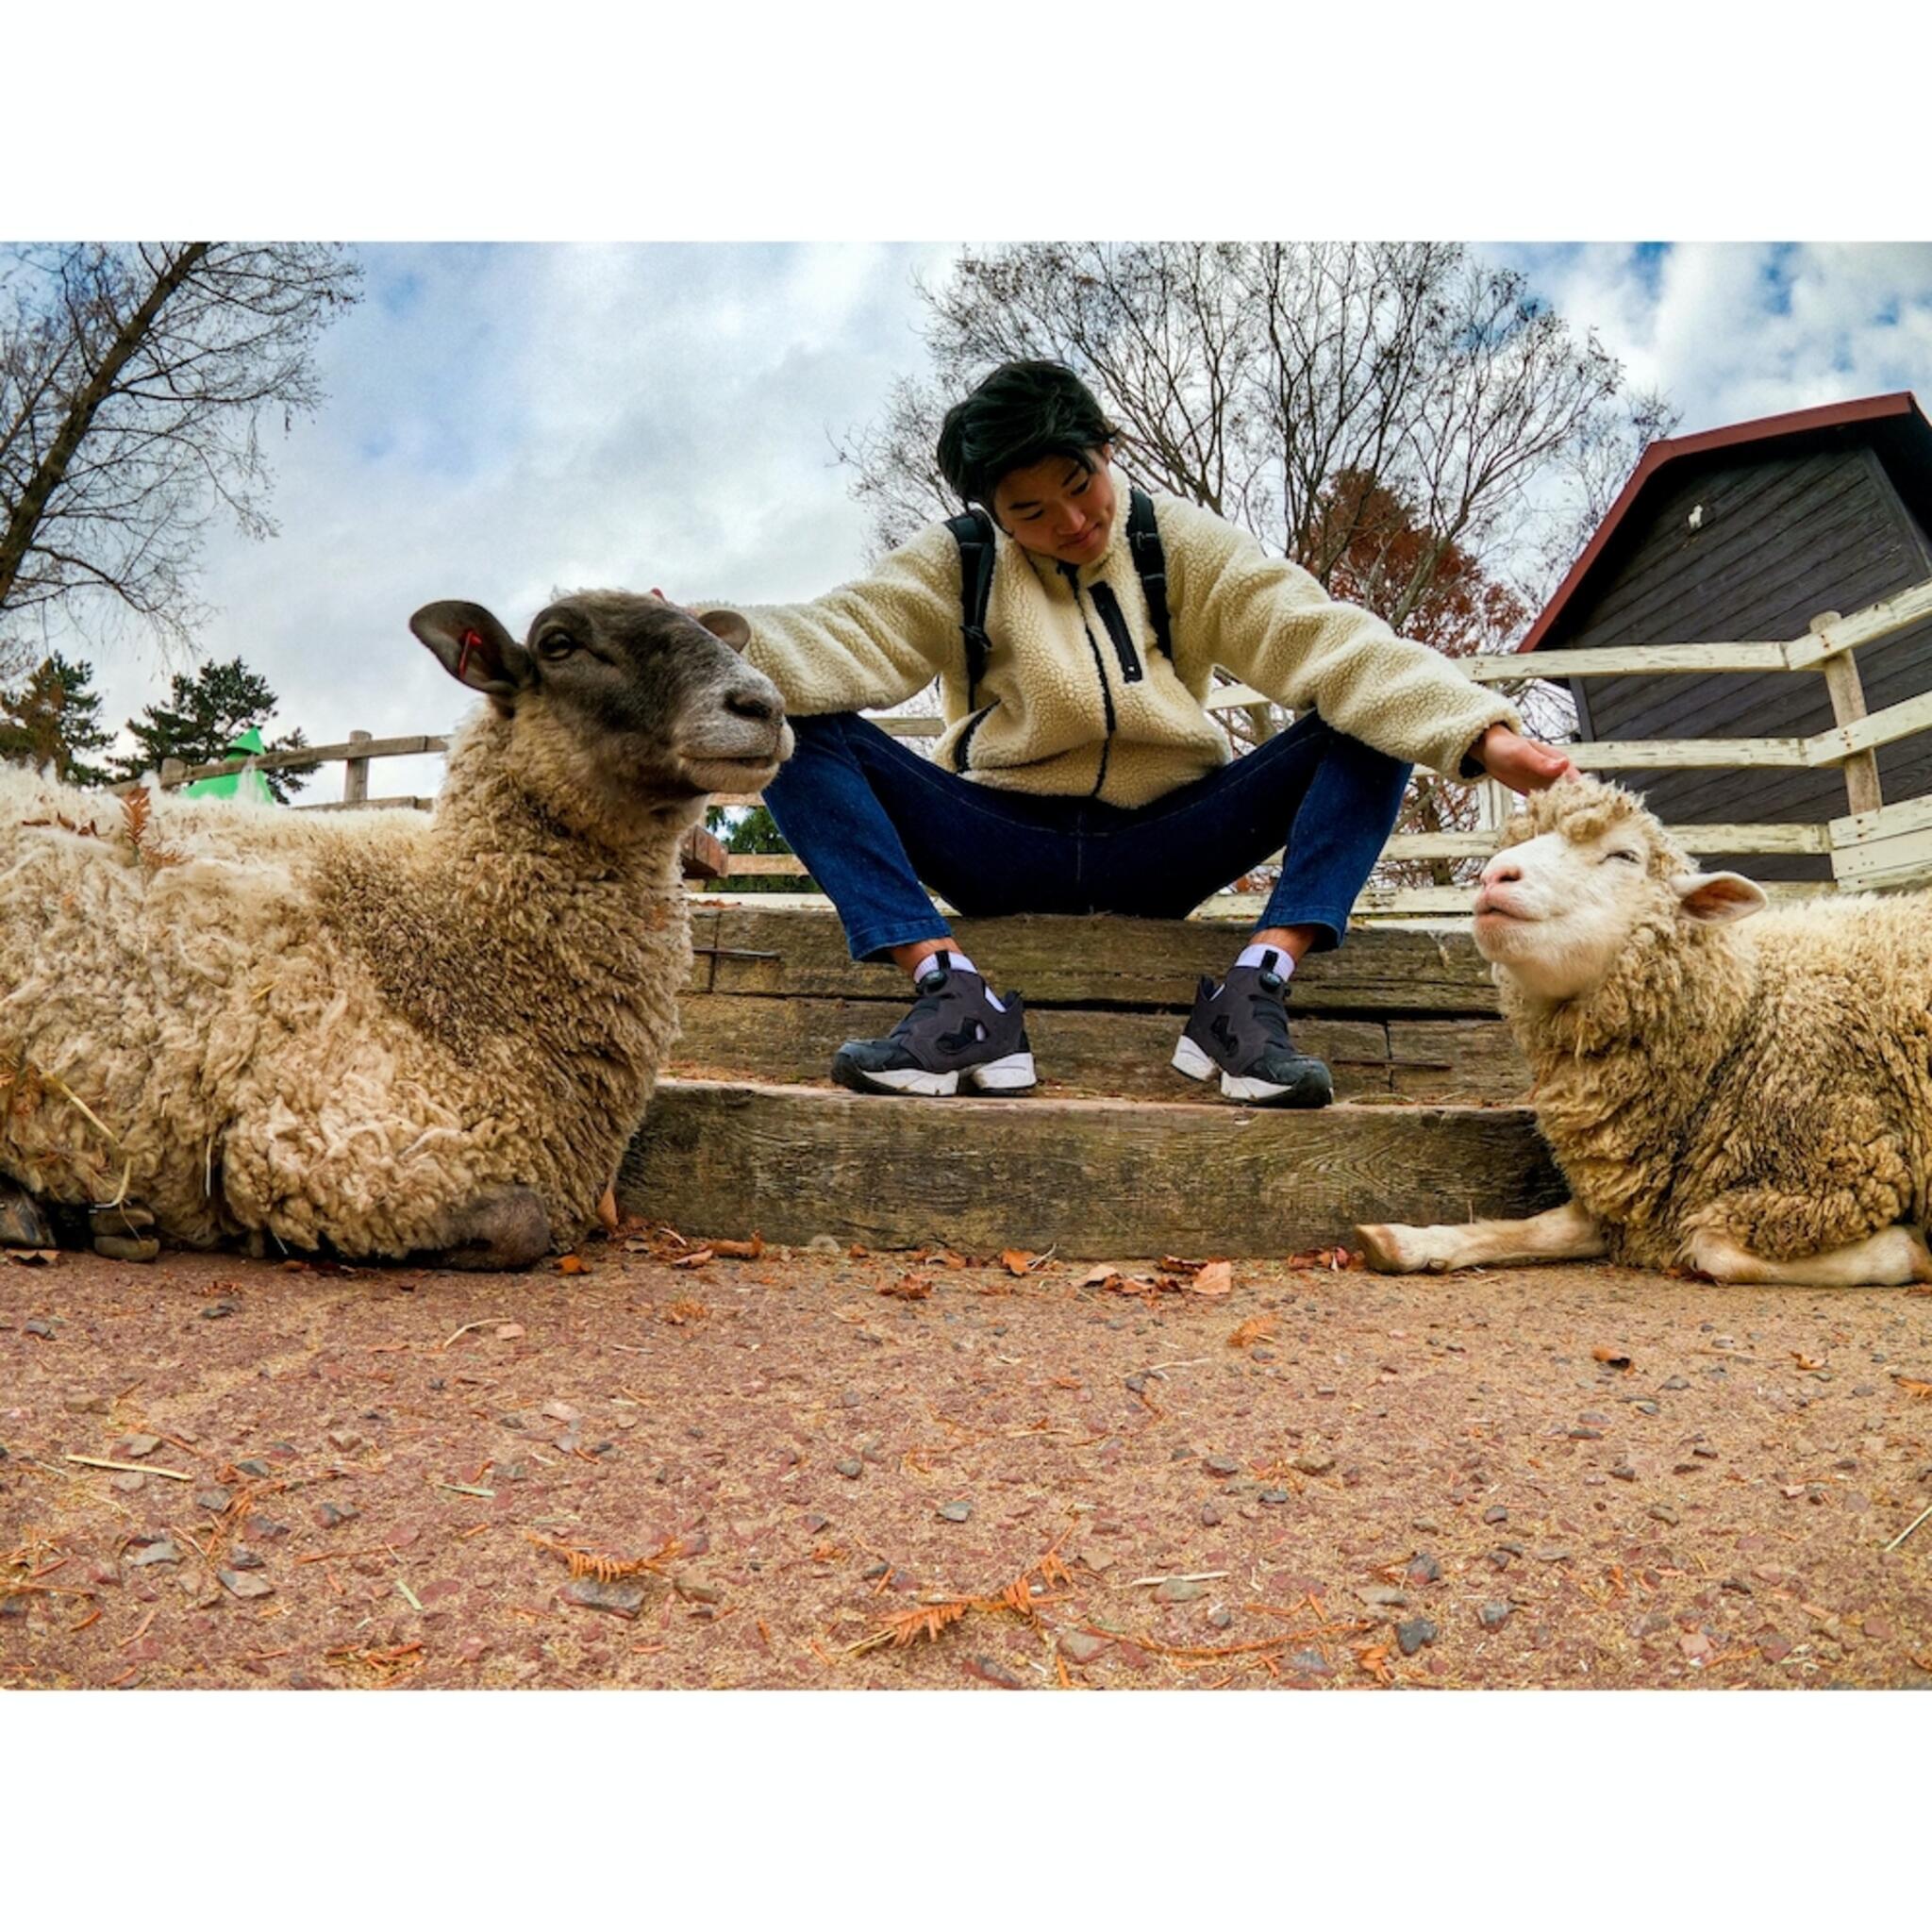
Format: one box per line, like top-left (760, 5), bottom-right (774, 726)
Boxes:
top-left (1474, 724), bottom-right (1578, 794)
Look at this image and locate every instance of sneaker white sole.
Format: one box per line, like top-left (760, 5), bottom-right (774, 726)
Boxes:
top-left (1171, 1034), bottom-right (1293, 1102)
top-left (966, 1051), bottom-right (1036, 1092)
top-left (849, 1051), bottom-right (1038, 1097)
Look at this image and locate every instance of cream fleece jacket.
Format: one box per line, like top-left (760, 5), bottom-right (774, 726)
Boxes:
top-left (735, 477), bottom-right (1519, 809)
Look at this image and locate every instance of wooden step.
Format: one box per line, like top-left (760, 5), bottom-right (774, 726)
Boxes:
top-left (675, 909), bottom-right (1526, 1104)
top-left (619, 1079), bottom-right (1564, 1258)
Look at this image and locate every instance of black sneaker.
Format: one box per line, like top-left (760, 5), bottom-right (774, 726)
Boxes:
top-left (831, 953), bottom-right (1037, 1097)
top-left (1172, 952), bottom-right (1334, 1107)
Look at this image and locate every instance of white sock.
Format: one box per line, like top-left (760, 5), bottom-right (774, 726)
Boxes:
top-left (915, 949), bottom-right (1005, 1009)
top-left (1234, 942), bottom-right (1295, 977)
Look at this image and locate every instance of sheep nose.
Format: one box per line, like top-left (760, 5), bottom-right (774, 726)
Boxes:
top-left (1481, 854), bottom-right (1524, 888)
top-left (724, 683), bottom-right (781, 725)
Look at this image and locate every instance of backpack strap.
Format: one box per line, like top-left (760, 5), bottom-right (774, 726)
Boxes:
top-left (1126, 487), bottom-right (1173, 660)
top-left (945, 508), bottom-right (997, 702)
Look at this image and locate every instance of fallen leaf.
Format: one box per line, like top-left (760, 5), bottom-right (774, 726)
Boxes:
top-left (1591, 1347), bottom-right (1634, 1370)
top-left (555, 1254), bottom-right (590, 1275)
top-left (879, 1274), bottom-right (933, 1301)
top-left (1228, 1313), bottom-right (1279, 1350)
top-left (6, 1248), bottom-right (60, 1267)
top-left (660, 1299), bottom-right (708, 1325)
top-left (1191, 1260), bottom-right (1234, 1298)
top-left (669, 1248), bottom-right (713, 1271)
top-left (1891, 1375), bottom-right (1932, 1400)
top-left (1001, 1249), bottom-right (1038, 1277)
top-left (1079, 1265), bottom-right (1123, 1288)
top-left (708, 1236), bottom-right (765, 1260)
top-left (1791, 1353), bottom-right (1825, 1372)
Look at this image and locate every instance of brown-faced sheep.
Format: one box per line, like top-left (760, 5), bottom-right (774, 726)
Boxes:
top-left (0, 592), bottom-right (790, 1271)
top-left (1356, 774), bottom-right (1932, 1289)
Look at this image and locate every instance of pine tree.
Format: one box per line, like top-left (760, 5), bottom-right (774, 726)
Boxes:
top-left (0, 652), bottom-right (115, 785)
top-left (111, 656), bottom-right (316, 803)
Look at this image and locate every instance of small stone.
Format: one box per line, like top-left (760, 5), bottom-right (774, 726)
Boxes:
top-left (326, 1429), bottom-right (366, 1454)
top-left (1648, 1505), bottom-right (1680, 1525)
top-left (802, 1512), bottom-right (830, 1534)
top-left (962, 1656), bottom-right (1024, 1689)
top-left (194, 1486), bottom-right (231, 1513)
top-left (1477, 1601), bottom-right (1513, 1629)
top-left (1759, 1633), bottom-right (1793, 1663)
top-left (226, 1548), bottom-right (266, 1571)
top-left (128, 1540), bottom-right (180, 1567)
top-left (1406, 1552), bottom-right (1441, 1586)
top-left (1154, 1578), bottom-right (1205, 1603)
top-left (1535, 1546), bottom-right (1574, 1563)
top-left (1199, 1503), bottom-right (1222, 1527)
top-left (1632, 1400), bottom-right (1660, 1416)
top-left (1204, 1455), bottom-right (1241, 1476)
top-left (1208, 1607), bottom-right (1234, 1630)
top-left (1396, 1617), bottom-right (1439, 1656)
top-left (233, 1458), bottom-right (272, 1478)
top-left (24, 1320), bottom-right (55, 1340)
top-left (562, 1577), bottom-right (647, 1619)
top-left (1691, 1444), bottom-right (1719, 1460)
top-left (1257, 1487), bottom-right (1292, 1506)
top-left (200, 1300), bottom-right (238, 1320)
top-left (1059, 1630), bottom-right (1108, 1665)
top-left (674, 1574), bottom-right (723, 1604)
top-left (317, 1502), bottom-right (358, 1529)
top-left (860, 1562), bottom-right (890, 1581)
top-left (1357, 1585), bottom-right (1408, 1609)
top-left (245, 1514), bottom-right (290, 1541)
top-left (1660, 1376), bottom-right (1690, 1391)
top-left (109, 1472), bottom-right (145, 1492)
top-left (218, 1569), bottom-right (275, 1600)
top-left (937, 1500), bottom-right (973, 1523)
top-left (1286, 1648), bottom-right (1331, 1675)
top-left (835, 1458), bottom-right (863, 1479)
top-left (1610, 1464), bottom-right (1637, 1482)
top-left (1482, 1504), bottom-right (1508, 1524)
top-left (1292, 1450), bottom-right (1335, 1475)
top-left (117, 1434), bottom-right (161, 1458)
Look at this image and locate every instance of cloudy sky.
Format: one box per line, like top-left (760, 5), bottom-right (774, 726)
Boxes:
top-left (42, 240), bottom-right (1932, 802)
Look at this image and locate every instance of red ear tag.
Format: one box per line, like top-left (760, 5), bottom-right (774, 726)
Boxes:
top-left (458, 628), bottom-right (483, 681)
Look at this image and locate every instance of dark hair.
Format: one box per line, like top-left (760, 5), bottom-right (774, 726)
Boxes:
top-left (936, 359), bottom-right (1120, 506)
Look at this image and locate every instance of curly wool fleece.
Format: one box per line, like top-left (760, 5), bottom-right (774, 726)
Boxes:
top-left (0, 710), bottom-right (690, 1260)
top-left (1493, 777), bottom-right (1932, 1271)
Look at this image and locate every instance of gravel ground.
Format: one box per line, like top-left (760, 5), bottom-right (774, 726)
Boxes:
top-left (5, 1229), bottom-right (1932, 1690)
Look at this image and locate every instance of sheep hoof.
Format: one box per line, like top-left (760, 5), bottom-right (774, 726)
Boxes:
top-left (423, 1186), bottom-right (553, 1273)
top-left (94, 1234), bottom-right (161, 1263)
top-left (1, 1177), bottom-right (55, 1251)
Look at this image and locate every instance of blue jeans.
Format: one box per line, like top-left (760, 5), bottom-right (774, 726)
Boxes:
top-left (760, 710), bottom-right (1412, 962)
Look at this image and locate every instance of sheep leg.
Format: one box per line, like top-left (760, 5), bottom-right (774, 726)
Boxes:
top-left (1356, 1198), bottom-right (1607, 1275)
top-left (90, 1200), bottom-right (160, 1264)
top-left (415, 1185), bottom-right (553, 1273)
top-left (0, 1175), bottom-right (55, 1250)
top-left (1684, 1224), bottom-right (1932, 1289)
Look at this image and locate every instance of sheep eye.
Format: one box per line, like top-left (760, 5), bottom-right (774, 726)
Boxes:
top-left (1604, 849), bottom-right (1641, 865)
top-left (536, 631), bottom-right (578, 660)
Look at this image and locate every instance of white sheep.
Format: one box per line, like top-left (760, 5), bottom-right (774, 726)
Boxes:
top-left (1356, 774), bottom-right (1932, 1289)
top-left (0, 592), bottom-right (789, 1270)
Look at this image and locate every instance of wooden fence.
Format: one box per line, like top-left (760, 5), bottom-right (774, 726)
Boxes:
top-left (152, 576), bottom-right (1932, 918)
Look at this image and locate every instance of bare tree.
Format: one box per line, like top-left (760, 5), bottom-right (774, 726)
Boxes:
top-left (834, 242), bottom-right (1676, 883)
top-left (0, 242), bottom-right (360, 660)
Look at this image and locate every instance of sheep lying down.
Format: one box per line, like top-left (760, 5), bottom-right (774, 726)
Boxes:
top-left (1357, 775), bottom-right (1932, 1290)
top-left (0, 592), bottom-right (789, 1271)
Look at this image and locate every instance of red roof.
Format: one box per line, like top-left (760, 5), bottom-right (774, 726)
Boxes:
top-left (1519, 391), bottom-right (1932, 652)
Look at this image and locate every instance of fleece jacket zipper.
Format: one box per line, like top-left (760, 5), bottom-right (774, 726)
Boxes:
top-left (1089, 581), bottom-right (1144, 683)
top-left (1060, 561), bottom-right (1116, 798)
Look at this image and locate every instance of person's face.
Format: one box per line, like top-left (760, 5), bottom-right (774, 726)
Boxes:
top-left (989, 444), bottom-right (1117, 565)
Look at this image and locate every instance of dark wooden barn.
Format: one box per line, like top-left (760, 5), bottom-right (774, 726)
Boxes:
top-left (1518, 391), bottom-right (1932, 880)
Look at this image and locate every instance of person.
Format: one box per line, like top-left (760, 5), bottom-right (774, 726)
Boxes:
top-left (699, 360), bottom-right (1574, 1104)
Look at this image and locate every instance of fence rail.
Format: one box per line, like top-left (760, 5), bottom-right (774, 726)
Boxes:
top-left (145, 577), bottom-right (1932, 915)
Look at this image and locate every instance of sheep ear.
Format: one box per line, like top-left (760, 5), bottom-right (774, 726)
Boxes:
top-left (694, 608), bottom-right (751, 653)
top-left (1674, 871), bottom-right (1768, 925)
top-left (410, 601), bottom-right (534, 700)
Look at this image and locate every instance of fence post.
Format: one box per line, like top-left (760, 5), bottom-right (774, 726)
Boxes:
top-left (1811, 611), bottom-right (1884, 819)
top-left (343, 729), bottom-right (372, 806)
top-left (158, 758), bottom-right (185, 791)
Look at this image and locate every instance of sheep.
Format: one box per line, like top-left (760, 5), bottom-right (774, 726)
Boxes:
top-left (1355, 774), bottom-right (1932, 1289)
top-left (0, 591), bottom-right (790, 1271)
